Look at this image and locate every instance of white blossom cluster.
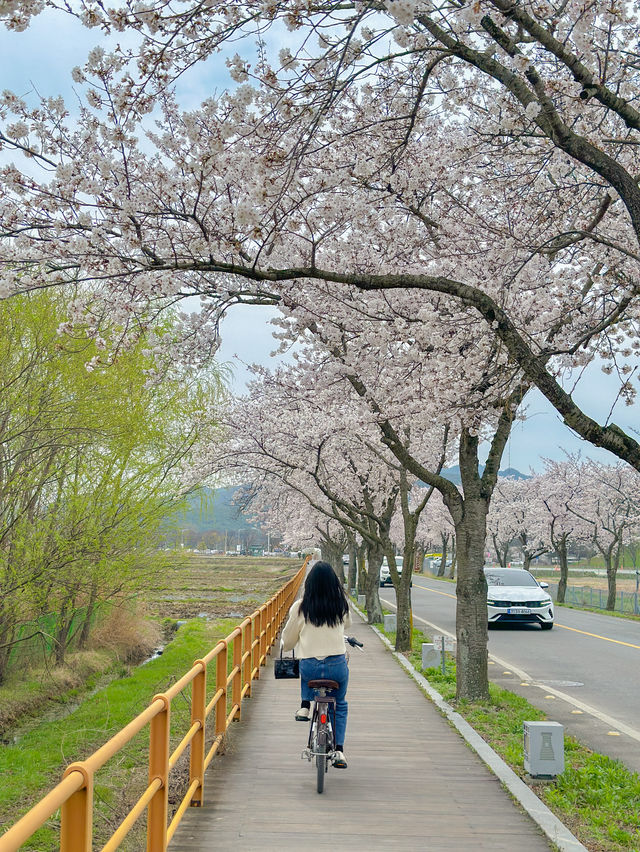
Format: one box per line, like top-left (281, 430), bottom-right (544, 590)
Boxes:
top-left (0, 0), bottom-right (639, 471)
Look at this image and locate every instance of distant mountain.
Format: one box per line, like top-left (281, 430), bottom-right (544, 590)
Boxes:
top-left (168, 466), bottom-right (530, 539)
top-left (171, 486), bottom-right (261, 536)
top-left (440, 465), bottom-right (529, 486)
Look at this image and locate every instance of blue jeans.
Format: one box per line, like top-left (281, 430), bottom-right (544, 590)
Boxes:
top-left (300, 654), bottom-right (349, 748)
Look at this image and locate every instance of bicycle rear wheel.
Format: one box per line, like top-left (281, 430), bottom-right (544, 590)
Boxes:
top-left (316, 743), bottom-right (326, 794)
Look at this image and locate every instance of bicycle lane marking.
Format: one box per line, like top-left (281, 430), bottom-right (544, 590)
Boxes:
top-left (383, 586), bottom-right (640, 744)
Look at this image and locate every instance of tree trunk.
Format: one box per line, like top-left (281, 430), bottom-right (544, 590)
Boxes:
top-left (55, 614), bottom-right (71, 666)
top-left (606, 544), bottom-right (620, 611)
top-left (347, 548), bottom-right (357, 593)
top-left (357, 546), bottom-right (367, 595)
top-left (556, 536), bottom-right (568, 604)
top-left (492, 534), bottom-right (508, 567)
top-left (54, 592), bottom-right (79, 666)
top-left (446, 427), bottom-right (498, 704)
top-left (0, 625), bottom-right (14, 684)
top-left (321, 539), bottom-right (346, 583)
top-left (78, 581), bottom-right (98, 649)
top-left (395, 546), bottom-right (414, 652)
top-left (453, 498), bottom-right (490, 702)
top-left (437, 533), bottom-right (448, 577)
top-left (364, 543), bottom-right (384, 624)
top-left (448, 538), bottom-right (456, 579)
top-left (334, 555), bottom-right (346, 585)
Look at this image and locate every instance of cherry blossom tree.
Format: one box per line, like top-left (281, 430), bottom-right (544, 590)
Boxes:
top-left (564, 459), bottom-right (640, 610)
top-left (487, 477), bottom-right (550, 570)
top-left (415, 490), bottom-right (456, 577)
top-left (4, 0), bottom-right (640, 700)
top-left (208, 358), bottom-right (408, 629)
top-left (536, 460), bottom-right (592, 603)
top-left (2, 1), bottom-right (640, 472)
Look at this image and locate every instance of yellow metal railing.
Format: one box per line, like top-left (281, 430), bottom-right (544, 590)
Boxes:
top-left (0, 557), bottom-right (308, 852)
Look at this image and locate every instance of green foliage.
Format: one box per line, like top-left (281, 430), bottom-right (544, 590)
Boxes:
top-left (0, 289), bottom-right (226, 677)
top-left (0, 619), bottom-right (236, 843)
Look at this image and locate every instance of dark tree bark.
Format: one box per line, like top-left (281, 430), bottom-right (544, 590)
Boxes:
top-left (364, 541), bottom-right (384, 624)
top-left (556, 535), bottom-right (569, 604)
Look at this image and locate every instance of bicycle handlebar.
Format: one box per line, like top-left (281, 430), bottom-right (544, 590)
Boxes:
top-left (345, 636), bottom-right (364, 648)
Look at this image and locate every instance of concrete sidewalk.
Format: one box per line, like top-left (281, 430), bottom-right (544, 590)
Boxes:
top-left (168, 606), bottom-right (582, 851)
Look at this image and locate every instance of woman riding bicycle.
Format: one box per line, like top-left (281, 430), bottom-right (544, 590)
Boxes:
top-left (281, 561), bottom-right (351, 769)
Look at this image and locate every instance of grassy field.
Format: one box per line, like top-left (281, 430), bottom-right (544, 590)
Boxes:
top-left (0, 554), bottom-right (303, 849)
top-left (389, 625), bottom-right (640, 852)
top-left (533, 571), bottom-right (639, 592)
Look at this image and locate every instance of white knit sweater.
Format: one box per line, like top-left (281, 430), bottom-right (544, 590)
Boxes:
top-left (280, 599), bottom-right (352, 659)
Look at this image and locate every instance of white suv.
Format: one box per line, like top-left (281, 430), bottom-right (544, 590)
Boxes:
top-left (485, 567), bottom-right (554, 630)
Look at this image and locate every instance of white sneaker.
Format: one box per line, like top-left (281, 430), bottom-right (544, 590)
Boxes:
top-left (295, 707), bottom-right (311, 721)
top-left (332, 750), bottom-right (347, 769)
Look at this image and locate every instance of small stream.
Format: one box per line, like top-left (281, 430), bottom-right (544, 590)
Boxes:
top-left (1, 622), bottom-right (186, 745)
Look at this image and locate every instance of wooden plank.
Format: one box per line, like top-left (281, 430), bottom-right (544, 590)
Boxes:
top-left (169, 614), bottom-right (553, 851)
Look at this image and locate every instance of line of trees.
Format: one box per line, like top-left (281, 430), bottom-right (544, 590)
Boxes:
top-left (0, 290), bottom-right (224, 681)
top-left (486, 460), bottom-right (640, 609)
top-left (3, 2), bottom-right (640, 701)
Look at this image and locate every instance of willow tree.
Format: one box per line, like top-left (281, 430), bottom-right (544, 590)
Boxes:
top-left (0, 290), bottom-right (225, 676)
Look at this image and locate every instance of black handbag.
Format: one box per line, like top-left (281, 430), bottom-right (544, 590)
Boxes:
top-left (274, 648), bottom-right (299, 679)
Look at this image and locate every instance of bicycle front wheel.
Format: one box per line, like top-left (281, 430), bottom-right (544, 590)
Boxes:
top-left (316, 743), bottom-right (326, 793)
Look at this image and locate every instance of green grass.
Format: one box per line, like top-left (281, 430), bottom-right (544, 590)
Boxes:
top-left (384, 625), bottom-right (640, 852)
top-left (0, 555), bottom-right (305, 850)
top-left (0, 618), bottom-right (238, 851)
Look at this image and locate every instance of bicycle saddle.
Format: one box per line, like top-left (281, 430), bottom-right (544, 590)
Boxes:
top-left (308, 679), bottom-right (339, 690)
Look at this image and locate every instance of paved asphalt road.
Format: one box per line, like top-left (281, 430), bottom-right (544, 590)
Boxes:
top-left (380, 575), bottom-right (640, 776)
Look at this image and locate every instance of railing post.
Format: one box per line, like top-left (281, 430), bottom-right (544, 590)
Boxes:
top-left (60, 764), bottom-right (93, 852)
top-left (232, 632), bottom-right (242, 718)
top-left (252, 613), bottom-right (260, 680)
top-left (259, 606), bottom-right (267, 670)
top-left (268, 598), bottom-right (275, 649)
top-left (242, 621), bottom-right (252, 697)
top-left (189, 661), bottom-right (206, 807)
top-left (147, 696), bottom-right (170, 852)
top-left (216, 644), bottom-right (227, 746)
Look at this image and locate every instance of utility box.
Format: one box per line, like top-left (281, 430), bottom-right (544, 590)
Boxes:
top-left (523, 721), bottom-right (564, 777)
top-left (383, 614), bottom-right (397, 632)
top-left (421, 643), bottom-right (441, 669)
top-left (357, 595), bottom-right (366, 608)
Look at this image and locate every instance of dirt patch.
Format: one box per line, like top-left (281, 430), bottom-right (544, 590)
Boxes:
top-left (146, 554), bottom-right (300, 621)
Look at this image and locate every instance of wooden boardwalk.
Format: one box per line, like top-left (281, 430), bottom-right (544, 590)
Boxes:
top-left (170, 612), bottom-right (552, 851)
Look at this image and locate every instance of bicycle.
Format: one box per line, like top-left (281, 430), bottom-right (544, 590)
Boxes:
top-left (301, 636), bottom-right (363, 793)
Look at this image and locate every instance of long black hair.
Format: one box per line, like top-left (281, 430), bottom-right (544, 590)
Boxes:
top-left (299, 561), bottom-right (349, 627)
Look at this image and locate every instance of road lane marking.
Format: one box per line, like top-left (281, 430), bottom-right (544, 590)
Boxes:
top-left (414, 580), bottom-right (640, 650)
top-left (555, 623), bottom-right (640, 650)
top-left (489, 649), bottom-right (640, 744)
top-left (413, 582), bottom-right (456, 599)
top-left (380, 594), bottom-right (640, 745)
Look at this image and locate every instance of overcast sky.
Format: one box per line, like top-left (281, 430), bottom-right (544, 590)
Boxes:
top-left (2, 15), bottom-right (637, 474)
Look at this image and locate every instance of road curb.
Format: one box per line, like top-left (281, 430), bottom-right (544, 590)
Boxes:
top-left (350, 602), bottom-right (588, 852)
